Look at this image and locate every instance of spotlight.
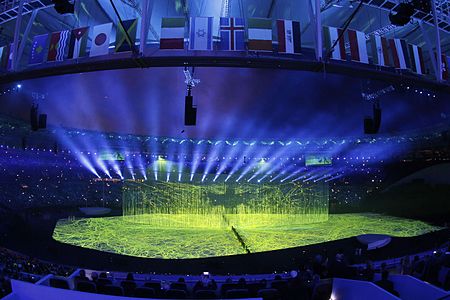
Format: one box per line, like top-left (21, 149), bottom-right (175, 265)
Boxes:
top-left (388, 3), bottom-right (414, 26)
top-left (16, 84), bottom-right (21, 89)
top-left (52, 0), bottom-right (74, 15)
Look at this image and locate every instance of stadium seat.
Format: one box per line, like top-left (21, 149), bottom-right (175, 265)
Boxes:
top-left (97, 278), bottom-right (112, 286)
top-left (144, 281), bottom-right (162, 290)
top-left (225, 288), bottom-right (250, 299)
top-left (144, 281), bottom-right (163, 297)
top-left (170, 281), bottom-right (188, 291)
top-left (49, 278), bottom-right (70, 290)
top-left (121, 280), bottom-right (137, 296)
top-left (247, 282), bottom-right (266, 296)
top-left (165, 288), bottom-right (187, 299)
top-left (220, 283), bottom-right (238, 296)
top-left (311, 280), bottom-right (332, 300)
top-left (270, 279), bottom-right (289, 292)
top-left (257, 288), bottom-right (281, 300)
top-left (76, 281), bottom-right (96, 293)
top-left (134, 287), bottom-right (155, 298)
top-left (194, 289), bottom-right (217, 299)
top-left (101, 284), bottom-right (124, 296)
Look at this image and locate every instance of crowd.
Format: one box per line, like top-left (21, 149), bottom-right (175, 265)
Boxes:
top-left (0, 243), bottom-right (447, 299)
top-left (0, 147), bottom-right (123, 210)
top-left (0, 246), bottom-right (75, 298)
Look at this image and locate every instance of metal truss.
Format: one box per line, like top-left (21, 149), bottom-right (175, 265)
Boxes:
top-left (0, 0), bottom-right (52, 24)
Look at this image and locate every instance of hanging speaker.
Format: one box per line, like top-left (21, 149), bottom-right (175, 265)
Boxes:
top-left (38, 114), bottom-right (47, 129)
top-left (30, 105), bottom-right (39, 131)
top-left (185, 95), bottom-right (197, 126)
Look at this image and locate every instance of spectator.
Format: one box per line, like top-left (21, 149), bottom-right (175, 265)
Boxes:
top-left (375, 270), bottom-right (399, 296)
top-left (91, 272), bottom-right (98, 283)
top-left (74, 269), bottom-right (88, 283)
top-left (361, 261), bottom-right (375, 281)
top-left (126, 272), bottom-right (134, 281)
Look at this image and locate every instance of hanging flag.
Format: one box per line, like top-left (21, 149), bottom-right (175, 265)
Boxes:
top-left (68, 27), bottom-right (89, 59)
top-left (370, 35), bottom-right (391, 67)
top-left (160, 17), bottom-right (185, 49)
top-left (115, 19), bottom-right (138, 52)
top-left (277, 19), bottom-right (301, 54)
top-left (248, 18), bottom-right (273, 51)
top-left (347, 29), bottom-right (368, 64)
top-left (6, 43), bottom-right (13, 70)
top-left (189, 17), bottom-right (213, 50)
top-left (388, 38), bottom-right (409, 69)
top-left (408, 44), bottom-right (425, 75)
top-left (219, 17), bottom-right (245, 51)
top-left (29, 34), bottom-right (48, 65)
top-left (442, 54), bottom-right (448, 80)
top-left (47, 30), bottom-right (70, 62)
top-left (90, 23), bottom-right (113, 57)
top-left (323, 26), bottom-right (346, 60)
top-left (399, 39), bottom-right (411, 69)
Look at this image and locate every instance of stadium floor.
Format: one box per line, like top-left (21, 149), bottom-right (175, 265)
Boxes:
top-left (52, 213), bottom-right (440, 259)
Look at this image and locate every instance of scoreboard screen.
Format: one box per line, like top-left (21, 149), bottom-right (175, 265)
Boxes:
top-left (305, 155), bottom-right (332, 166)
top-left (99, 151), bottom-right (125, 161)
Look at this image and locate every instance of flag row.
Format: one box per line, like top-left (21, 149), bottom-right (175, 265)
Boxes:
top-left (161, 17), bottom-right (301, 53)
top-left (0, 18), bottom-right (448, 80)
top-left (323, 25), bottom-right (448, 77)
top-left (3, 17), bottom-right (303, 67)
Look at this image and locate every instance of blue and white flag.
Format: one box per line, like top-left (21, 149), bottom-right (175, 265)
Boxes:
top-left (29, 34), bottom-right (49, 64)
top-left (219, 17), bottom-right (245, 51)
top-left (189, 17), bottom-right (213, 50)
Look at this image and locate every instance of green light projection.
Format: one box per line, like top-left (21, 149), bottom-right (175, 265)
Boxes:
top-left (122, 180), bottom-right (329, 227)
top-left (52, 180), bottom-right (440, 259)
top-left (53, 213), bottom-right (440, 259)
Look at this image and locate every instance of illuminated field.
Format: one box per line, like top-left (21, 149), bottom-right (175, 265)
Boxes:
top-left (52, 213), bottom-right (440, 259)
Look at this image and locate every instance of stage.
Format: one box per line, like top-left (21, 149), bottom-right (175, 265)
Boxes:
top-left (52, 213), bottom-right (440, 259)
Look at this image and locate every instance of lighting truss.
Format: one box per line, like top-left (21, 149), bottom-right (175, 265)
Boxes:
top-left (0, 0), bottom-right (53, 24)
top-left (323, 0), bottom-right (449, 33)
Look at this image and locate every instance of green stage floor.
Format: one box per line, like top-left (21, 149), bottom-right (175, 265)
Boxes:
top-left (52, 213), bottom-right (441, 259)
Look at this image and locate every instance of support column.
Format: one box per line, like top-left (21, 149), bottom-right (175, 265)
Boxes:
top-left (431, 0), bottom-right (442, 81)
top-left (12, 0), bottom-right (25, 71)
top-left (419, 21), bottom-right (437, 77)
top-left (314, 0), bottom-right (322, 61)
top-left (139, 0), bottom-right (149, 54)
top-left (17, 8), bottom-right (38, 66)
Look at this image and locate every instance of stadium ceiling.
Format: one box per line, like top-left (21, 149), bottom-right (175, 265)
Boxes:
top-left (0, 0), bottom-right (53, 24)
top-left (322, 0), bottom-right (449, 32)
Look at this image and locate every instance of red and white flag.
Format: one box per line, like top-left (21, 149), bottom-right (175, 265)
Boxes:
top-left (408, 44), bottom-right (425, 75)
top-left (347, 29), bottom-right (368, 64)
top-left (323, 26), bottom-right (346, 60)
top-left (90, 23), bottom-right (112, 57)
top-left (370, 35), bottom-right (391, 67)
top-left (277, 20), bottom-right (301, 54)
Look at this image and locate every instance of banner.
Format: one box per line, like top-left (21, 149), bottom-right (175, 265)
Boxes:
top-left (29, 34), bottom-right (48, 64)
top-left (160, 17), bottom-right (185, 49)
top-left (90, 23), bottom-right (112, 57)
top-left (189, 17), bottom-right (213, 50)
top-left (48, 30), bottom-right (70, 61)
top-left (115, 19), bottom-right (138, 52)
top-left (248, 18), bottom-right (272, 51)
top-left (277, 19), bottom-right (301, 54)
top-left (219, 17), bottom-right (245, 51)
top-left (68, 27), bottom-right (89, 59)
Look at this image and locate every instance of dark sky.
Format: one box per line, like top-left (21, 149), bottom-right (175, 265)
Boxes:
top-left (1, 67), bottom-right (448, 140)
